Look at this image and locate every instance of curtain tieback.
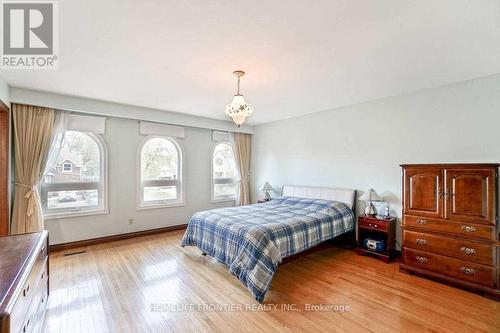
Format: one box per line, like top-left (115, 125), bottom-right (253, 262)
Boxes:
top-left (15, 183), bottom-right (38, 217)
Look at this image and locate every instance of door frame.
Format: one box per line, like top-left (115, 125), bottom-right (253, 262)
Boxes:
top-left (0, 100), bottom-right (9, 236)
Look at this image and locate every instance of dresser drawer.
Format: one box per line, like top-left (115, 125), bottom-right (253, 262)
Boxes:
top-left (359, 217), bottom-right (388, 232)
top-left (403, 215), bottom-right (496, 240)
top-left (4, 233), bottom-right (48, 333)
top-left (21, 238), bottom-right (47, 303)
top-left (24, 262), bottom-right (49, 333)
top-left (403, 248), bottom-right (496, 288)
top-left (403, 230), bottom-right (495, 266)
top-left (31, 277), bottom-right (49, 333)
top-left (12, 257), bottom-right (48, 333)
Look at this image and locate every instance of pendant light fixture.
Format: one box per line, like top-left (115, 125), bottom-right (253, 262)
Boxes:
top-left (225, 70), bottom-right (254, 127)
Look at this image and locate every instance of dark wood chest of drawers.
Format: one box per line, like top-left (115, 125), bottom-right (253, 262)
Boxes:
top-left (400, 164), bottom-right (499, 299)
top-left (0, 231), bottom-right (49, 333)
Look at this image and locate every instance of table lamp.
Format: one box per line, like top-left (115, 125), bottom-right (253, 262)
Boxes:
top-left (359, 188), bottom-right (382, 217)
top-left (261, 182), bottom-right (274, 201)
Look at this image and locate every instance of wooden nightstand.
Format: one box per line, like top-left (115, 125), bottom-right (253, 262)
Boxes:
top-left (356, 216), bottom-right (396, 263)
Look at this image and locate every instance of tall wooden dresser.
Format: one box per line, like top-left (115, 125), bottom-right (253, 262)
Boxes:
top-left (400, 164), bottom-right (499, 299)
top-left (0, 231), bottom-right (49, 333)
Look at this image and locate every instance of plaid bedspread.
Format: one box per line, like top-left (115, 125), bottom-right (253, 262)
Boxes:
top-left (180, 196), bottom-right (354, 302)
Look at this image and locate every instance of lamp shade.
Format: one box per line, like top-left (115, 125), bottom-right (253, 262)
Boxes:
top-left (358, 188), bottom-right (382, 202)
top-left (261, 182), bottom-right (274, 192)
top-left (225, 95), bottom-right (254, 126)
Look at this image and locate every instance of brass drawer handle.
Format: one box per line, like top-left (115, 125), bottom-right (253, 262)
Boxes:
top-left (461, 225), bottom-right (476, 233)
top-left (415, 256), bottom-right (428, 263)
top-left (416, 219), bottom-right (428, 225)
top-left (368, 223), bottom-right (378, 228)
top-left (460, 246), bottom-right (476, 255)
top-left (460, 267), bottom-right (476, 275)
top-left (415, 238), bottom-right (427, 245)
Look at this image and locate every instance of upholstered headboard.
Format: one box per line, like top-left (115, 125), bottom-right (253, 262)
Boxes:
top-left (282, 185), bottom-right (356, 209)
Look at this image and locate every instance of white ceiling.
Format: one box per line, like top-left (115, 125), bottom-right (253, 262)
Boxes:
top-left (2, 0), bottom-right (500, 124)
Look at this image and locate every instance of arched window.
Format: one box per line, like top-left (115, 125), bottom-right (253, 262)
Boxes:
top-left (212, 143), bottom-right (237, 201)
top-left (41, 130), bottom-right (107, 218)
top-left (139, 136), bottom-right (182, 208)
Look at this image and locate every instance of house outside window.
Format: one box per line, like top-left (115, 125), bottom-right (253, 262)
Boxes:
top-left (41, 130), bottom-right (108, 218)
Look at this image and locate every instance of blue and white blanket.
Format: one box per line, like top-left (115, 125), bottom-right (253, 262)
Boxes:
top-left (180, 196), bottom-right (354, 302)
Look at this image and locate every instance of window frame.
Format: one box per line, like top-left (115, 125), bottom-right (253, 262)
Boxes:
top-left (62, 162), bottom-right (72, 173)
top-left (211, 142), bottom-right (238, 202)
top-left (137, 135), bottom-right (185, 210)
top-left (41, 131), bottom-right (109, 220)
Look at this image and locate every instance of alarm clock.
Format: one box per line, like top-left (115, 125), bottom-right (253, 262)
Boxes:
top-left (363, 238), bottom-right (385, 253)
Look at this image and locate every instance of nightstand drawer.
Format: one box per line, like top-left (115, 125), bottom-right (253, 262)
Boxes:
top-left (357, 216), bottom-right (396, 263)
top-left (359, 218), bottom-right (388, 231)
top-left (403, 230), bottom-right (495, 266)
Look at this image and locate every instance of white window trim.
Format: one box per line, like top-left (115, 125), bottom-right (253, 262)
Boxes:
top-left (211, 142), bottom-right (237, 203)
top-left (42, 132), bottom-right (109, 220)
top-left (137, 135), bottom-right (185, 210)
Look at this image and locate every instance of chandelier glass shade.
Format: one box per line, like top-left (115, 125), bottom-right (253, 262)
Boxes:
top-left (225, 71), bottom-right (253, 126)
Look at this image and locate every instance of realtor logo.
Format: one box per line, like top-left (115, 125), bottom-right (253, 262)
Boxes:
top-left (1, 0), bottom-right (58, 68)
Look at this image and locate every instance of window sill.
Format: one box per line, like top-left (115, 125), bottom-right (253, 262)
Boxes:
top-left (136, 202), bottom-right (186, 211)
top-left (211, 198), bottom-right (236, 204)
top-left (44, 209), bottom-right (109, 220)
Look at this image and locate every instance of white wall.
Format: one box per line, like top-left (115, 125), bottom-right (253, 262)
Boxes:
top-left (251, 74), bottom-right (500, 246)
top-left (9, 86), bottom-right (247, 244)
top-left (47, 116), bottom-right (234, 244)
top-left (10, 87), bottom-right (253, 134)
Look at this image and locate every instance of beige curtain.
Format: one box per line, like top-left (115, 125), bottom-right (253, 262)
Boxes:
top-left (233, 133), bottom-right (252, 205)
top-left (11, 104), bottom-right (55, 234)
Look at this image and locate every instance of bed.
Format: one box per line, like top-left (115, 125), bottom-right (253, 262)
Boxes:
top-left (180, 185), bottom-right (356, 302)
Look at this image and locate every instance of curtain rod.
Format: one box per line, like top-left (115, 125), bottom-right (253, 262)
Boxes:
top-left (10, 94), bottom-right (253, 134)
top-left (67, 109), bottom-right (240, 134)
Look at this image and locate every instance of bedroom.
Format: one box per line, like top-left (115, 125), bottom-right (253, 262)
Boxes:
top-left (0, 1), bottom-right (499, 332)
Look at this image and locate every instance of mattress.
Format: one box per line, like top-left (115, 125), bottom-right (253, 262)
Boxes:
top-left (180, 196), bottom-right (355, 302)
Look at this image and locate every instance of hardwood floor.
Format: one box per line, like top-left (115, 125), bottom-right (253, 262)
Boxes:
top-left (43, 230), bottom-right (499, 333)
